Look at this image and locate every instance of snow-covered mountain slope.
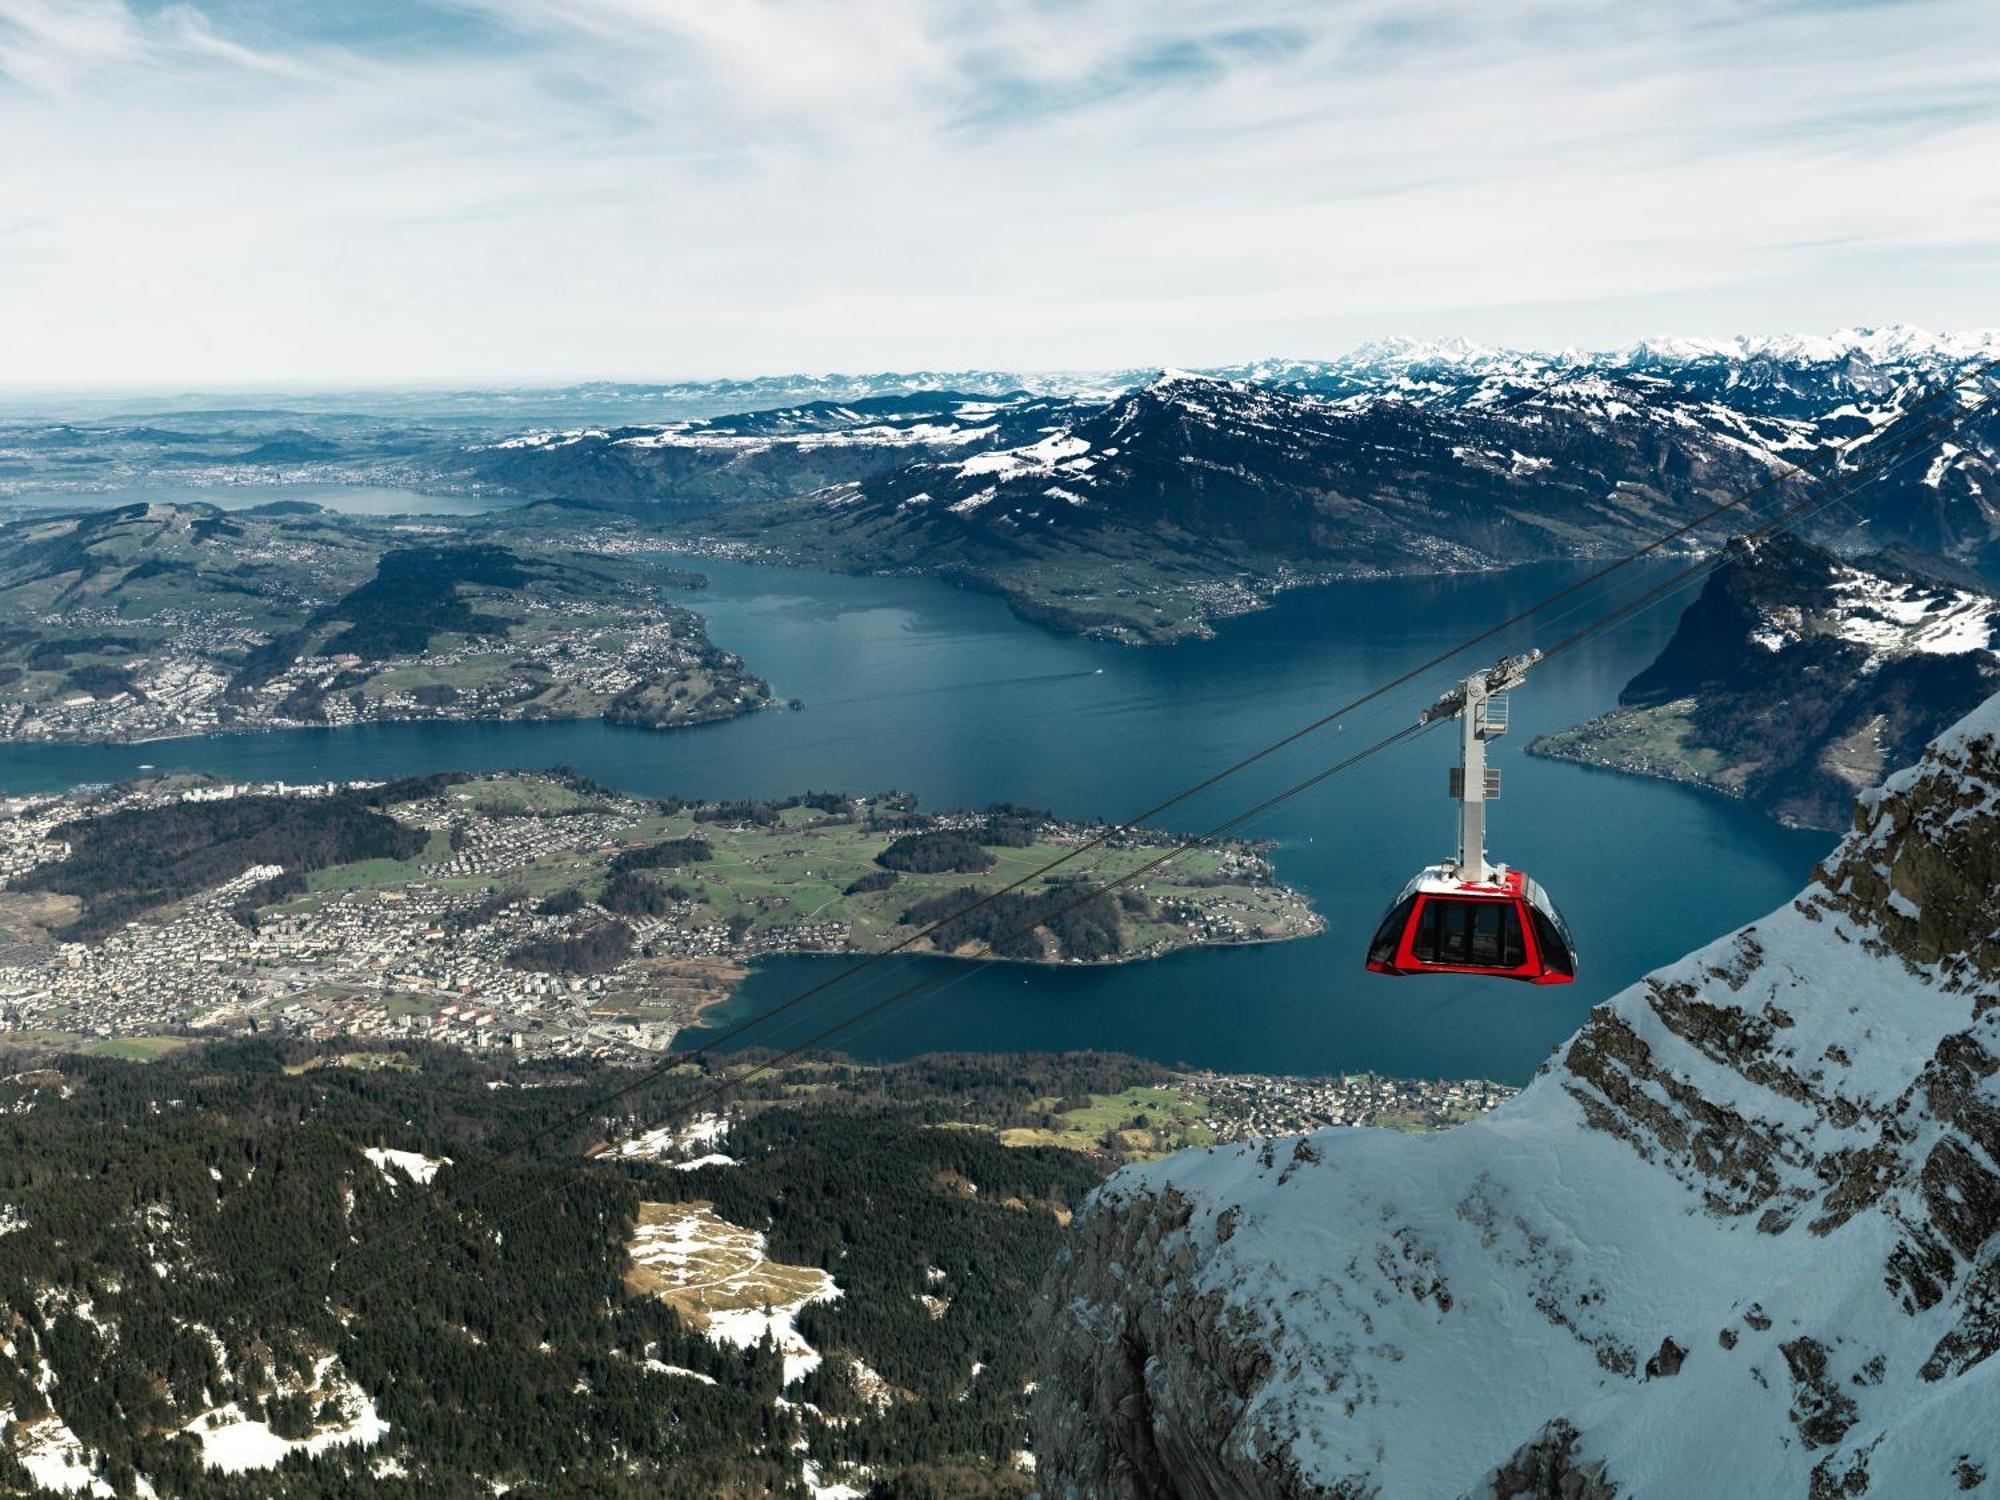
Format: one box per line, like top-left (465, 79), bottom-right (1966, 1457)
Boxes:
top-left (1636, 532), bottom-right (1999, 673)
top-left (783, 370), bottom-right (1805, 570)
top-left (458, 391), bottom-right (1072, 509)
top-left (1035, 696), bottom-right (2000, 1498)
top-left (1811, 384), bottom-right (2000, 568)
top-left (455, 329), bottom-right (1996, 538)
top-left (1217, 324), bottom-right (2000, 419)
top-left (1046, 325), bottom-right (1992, 421)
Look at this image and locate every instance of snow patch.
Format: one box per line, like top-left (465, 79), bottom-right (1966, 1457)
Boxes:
top-left (181, 1358), bottom-right (389, 1475)
top-left (363, 1147), bottom-right (450, 1186)
top-left (7, 1410), bottom-right (113, 1496)
top-left (610, 1111), bottom-right (732, 1164)
top-left (626, 1202), bottom-right (841, 1385)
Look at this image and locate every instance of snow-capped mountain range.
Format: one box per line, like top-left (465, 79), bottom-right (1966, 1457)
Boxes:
top-left (1035, 692), bottom-right (2000, 1498)
top-left (784, 367), bottom-right (1803, 567)
top-left (478, 323), bottom-right (2000, 434)
top-left (451, 326), bottom-right (2000, 648)
top-left (473, 326), bottom-right (1998, 549)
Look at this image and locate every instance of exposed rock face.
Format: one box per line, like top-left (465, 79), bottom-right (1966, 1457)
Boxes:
top-left (1531, 531), bottom-right (2000, 830)
top-left (1035, 697), bottom-right (2000, 1498)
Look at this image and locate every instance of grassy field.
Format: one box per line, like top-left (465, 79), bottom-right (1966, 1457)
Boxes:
top-left (624, 1201), bottom-right (833, 1320)
top-left (302, 829), bottom-right (456, 895)
top-left (83, 1036), bottom-right (191, 1061)
top-left (1529, 699), bottom-right (1739, 790)
top-left (996, 1084), bottom-right (1216, 1158)
top-left (621, 804), bottom-right (1310, 956)
top-left (453, 776), bottom-right (613, 817)
top-left (296, 788), bottom-right (1317, 966)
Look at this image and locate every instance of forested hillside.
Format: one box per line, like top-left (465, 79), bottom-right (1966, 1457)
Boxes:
top-left (0, 1041), bottom-right (1139, 1497)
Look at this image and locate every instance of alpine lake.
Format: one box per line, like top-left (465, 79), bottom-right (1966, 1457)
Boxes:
top-left (0, 555), bottom-right (1831, 1086)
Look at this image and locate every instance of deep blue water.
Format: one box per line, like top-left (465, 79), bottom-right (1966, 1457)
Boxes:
top-left (0, 557), bottom-right (1832, 1084)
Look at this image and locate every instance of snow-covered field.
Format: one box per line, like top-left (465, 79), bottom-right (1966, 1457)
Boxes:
top-left (182, 1357), bottom-right (390, 1475)
top-left (7, 1410), bottom-right (115, 1496)
top-left (362, 1146), bottom-right (451, 1186)
top-left (607, 1111), bottom-right (737, 1168)
top-left (624, 1201), bottom-right (840, 1384)
top-left (1750, 564), bottom-right (1998, 661)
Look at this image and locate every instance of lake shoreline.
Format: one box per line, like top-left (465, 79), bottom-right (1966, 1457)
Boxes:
top-left (0, 556), bottom-right (1832, 1086)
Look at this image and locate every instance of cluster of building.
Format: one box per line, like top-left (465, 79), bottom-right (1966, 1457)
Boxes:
top-left (0, 863), bottom-right (678, 1066)
top-left (414, 802), bottom-right (641, 878)
top-left (0, 775), bottom-right (1331, 1075)
top-left (1145, 890), bottom-right (1324, 951)
top-left (0, 779), bottom-right (668, 1063)
top-left (1191, 1069), bottom-right (1516, 1139)
top-left (0, 777), bottom-right (881, 1063)
top-left (0, 606), bottom-right (263, 742)
top-left (0, 591), bottom-right (764, 743)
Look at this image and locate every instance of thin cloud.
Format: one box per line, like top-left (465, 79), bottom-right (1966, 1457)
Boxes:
top-left (2, 0), bottom-right (1997, 382)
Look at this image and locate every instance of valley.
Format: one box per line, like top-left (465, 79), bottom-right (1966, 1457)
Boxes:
top-left (0, 550), bottom-right (1830, 1088)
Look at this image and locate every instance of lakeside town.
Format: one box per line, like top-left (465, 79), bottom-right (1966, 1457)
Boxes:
top-left (0, 772), bottom-right (1323, 1069)
top-left (0, 596), bottom-right (771, 744)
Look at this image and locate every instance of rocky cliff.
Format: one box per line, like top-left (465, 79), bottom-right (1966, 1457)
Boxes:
top-left (1532, 532), bottom-right (1999, 829)
top-left (1035, 695), bottom-right (2000, 1498)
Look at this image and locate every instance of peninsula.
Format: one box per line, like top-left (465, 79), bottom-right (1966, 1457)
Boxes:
top-left (0, 771), bottom-right (1320, 1065)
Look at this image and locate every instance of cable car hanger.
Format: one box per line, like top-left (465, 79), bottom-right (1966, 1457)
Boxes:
top-left (1367, 650), bottom-right (1578, 985)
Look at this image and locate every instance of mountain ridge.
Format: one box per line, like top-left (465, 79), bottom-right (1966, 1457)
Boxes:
top-left (1531, 531), bottom-right (2000, 828)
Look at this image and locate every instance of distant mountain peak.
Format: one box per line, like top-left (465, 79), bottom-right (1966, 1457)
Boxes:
top-left (1142, 367), bottom-right (1247, 393)
top-left (1344, 333), bottom-right (1507, 368)
top-left (1613, 324), bottom-right (2000, 370)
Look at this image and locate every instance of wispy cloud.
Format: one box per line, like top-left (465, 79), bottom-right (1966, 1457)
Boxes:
top-left (3, 0), bottom-right (1998, 382)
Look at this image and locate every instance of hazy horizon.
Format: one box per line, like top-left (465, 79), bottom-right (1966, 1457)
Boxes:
top-left (4, 321), bottom-right (1998, 409)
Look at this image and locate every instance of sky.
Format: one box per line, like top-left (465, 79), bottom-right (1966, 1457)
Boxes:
top-left (2, 0), bottom-right (1998, 386)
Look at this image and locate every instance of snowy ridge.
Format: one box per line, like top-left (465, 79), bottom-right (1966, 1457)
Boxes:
top-left (822, 366), bottom-right (1804, 560)
top-left (362, 1146), bottom-right (450, 1187)
top-left (1036, 697), bottom-right (2000, 1498)
top-left (1746, 561), bottom-right (1999, 661)
top-left (482, 326), bottom-right (1995, 463)
top-left (480, 391), bottom-right (1059, 460)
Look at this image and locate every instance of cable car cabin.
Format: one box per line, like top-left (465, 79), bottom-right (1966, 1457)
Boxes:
top-left (1365, 865), bottom-right (1576, 985)
top-left (1363, 651), bottom-right (1578, 985)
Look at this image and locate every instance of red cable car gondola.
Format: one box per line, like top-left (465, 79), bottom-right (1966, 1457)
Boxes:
top-left (1365, 652), bottom-right (1577, 985)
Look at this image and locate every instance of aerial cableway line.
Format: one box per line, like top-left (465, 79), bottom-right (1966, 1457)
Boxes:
top-left (536, 355), bottom-right (2000, 1139)
top-left (157, 355), bottom-right (2000, 1360)
top-left (604, 352), bottom-right (2000, 1093)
